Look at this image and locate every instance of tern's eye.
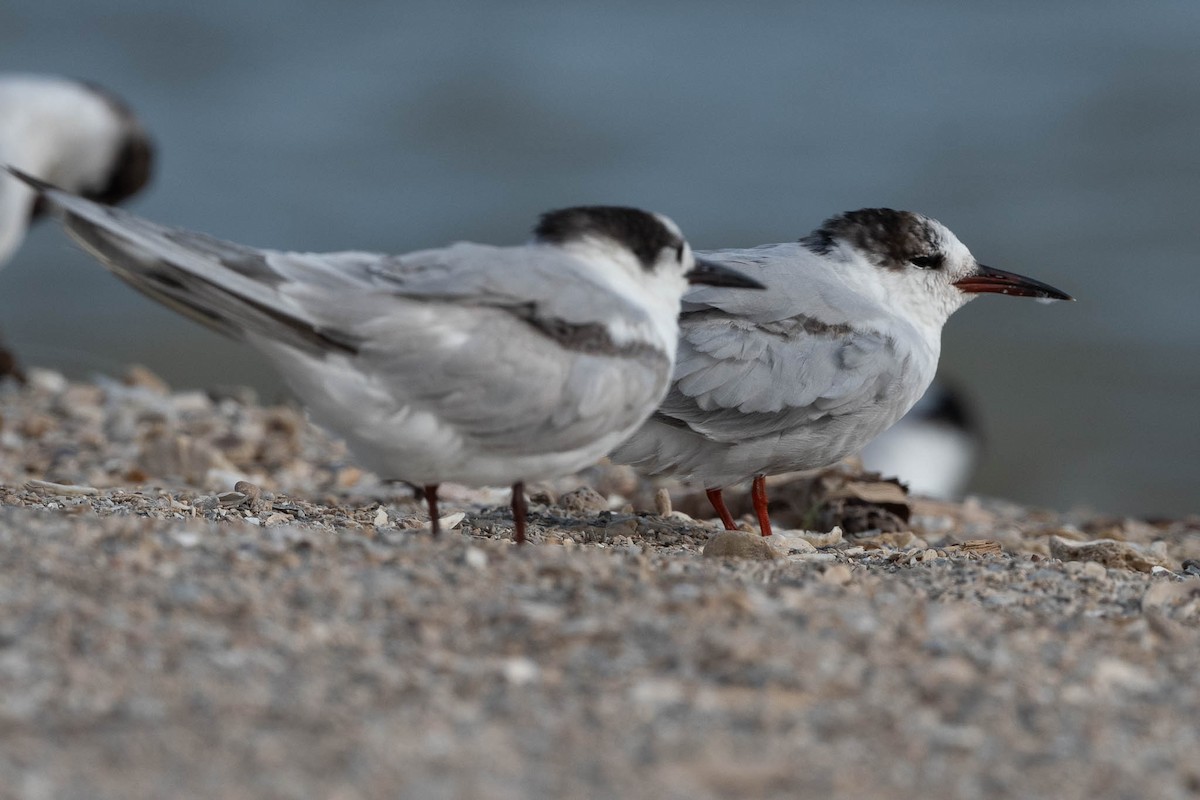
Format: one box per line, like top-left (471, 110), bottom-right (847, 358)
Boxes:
top-left (910, 253), bottom-right (944, 270)
top-left (675, 243), bottom-right (685, 262)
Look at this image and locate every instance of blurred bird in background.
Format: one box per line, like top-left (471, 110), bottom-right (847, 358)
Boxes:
top-left (0, 73), bottom-right (154, 377)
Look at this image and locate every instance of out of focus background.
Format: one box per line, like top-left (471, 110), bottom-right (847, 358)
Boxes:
top-left (1, 2), bottom-right (1196, 517)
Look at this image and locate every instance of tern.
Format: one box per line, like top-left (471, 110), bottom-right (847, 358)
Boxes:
top-left (611, 208), bottom-right (1071, 535)
top-left (8, 168), bottom-right (762, 542)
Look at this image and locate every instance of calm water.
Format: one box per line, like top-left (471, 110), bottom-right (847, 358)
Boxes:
top-left (2, 1), bottom-right (1198, 516)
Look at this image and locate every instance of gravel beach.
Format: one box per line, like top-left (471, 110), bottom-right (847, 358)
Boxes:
top-left (0, 368), bottom-right (1197, 800)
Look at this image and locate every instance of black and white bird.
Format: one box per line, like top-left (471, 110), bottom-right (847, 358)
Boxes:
top-left (8, 168), bottom-right (762, 542)
top-left (611, 209), bottom-right (1071, 535)
top-left (0, 74), bottom-right (153, 266)
top-left (858, 382), bottom-right (981, 500)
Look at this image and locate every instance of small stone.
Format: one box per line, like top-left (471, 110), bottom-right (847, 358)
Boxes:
top-left (171, 531), bottom-right (201, 548)
top-left (654, 488), bottom-right (672, 517)
top-left (217, 491), bottom-right (249, 509)
top-left (464, 547), bottom-right (488, 570)
top-left (24, 479), bottom-right (99, 497)
top-left (821, 564), bottom-right (853, 586)
top-left (558, 486), bottom-right (609, 513)
top-left (26, 369), bottom-right (68, 394)
top-left (233, 480), bottom-right (261, 502)
top-left (798, 527), bottom-right (843, 548)
top-left (768, 531), bottom-right (817, 555)
top-left (1050, 536), bottom-right (1167, 573)
top-left (502, 657), bottom-right (540, 685)
top-left (702, 531), bottom-right (777, 561)
top-left (1081, 561), bottom-right (1108, 580)
top-left (373, 508), bottom-right (388, 527)
top-left (439, 512), bottom-right (466, 530)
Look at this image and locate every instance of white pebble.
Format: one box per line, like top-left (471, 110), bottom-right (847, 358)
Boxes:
top-left (172, 531), bottom-right (201, 548)
top-left (502, 657), bottom-right (540, 685)
top-left (440, 512), bottom-right (466, 530)
top-left (464, 547), bottom-right (488, 570)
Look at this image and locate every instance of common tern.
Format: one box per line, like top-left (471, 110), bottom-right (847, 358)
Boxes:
top-left (611, 208), bottom-right (1071, 535)
top-left (8, 169), bottom-right (762, 542)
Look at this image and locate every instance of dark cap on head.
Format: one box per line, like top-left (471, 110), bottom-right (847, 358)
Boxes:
top-left (801, 208), bottom-right (941, 270)
top-left (75, 79), bottom-right (155, 206)
top-left (535, 206), bottom-right (680, 270)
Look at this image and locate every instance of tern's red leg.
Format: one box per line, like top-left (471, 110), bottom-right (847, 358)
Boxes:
top-left (751, 474), bottom-right (773, 537)
top-left (706, 487), bottom-right (738, 530)
top-left (423, 484), bottom-right (441, 536)
top-left (511, 481), bottom-right (528, 545)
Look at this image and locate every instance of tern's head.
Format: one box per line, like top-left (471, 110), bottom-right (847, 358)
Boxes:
top-left (71, 80), bottom-right (155, 208)
top-left (801, 208), bottom-right (1071, 329)
top-left (0, 75), bottom-right (154, 265)
top-left (534, 205), bottom-right (763, 297)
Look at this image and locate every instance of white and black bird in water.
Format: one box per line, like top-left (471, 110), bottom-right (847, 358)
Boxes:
top-left (0, 74), bottom-right (153, 266)
top-left (0, 74), bottom-right (154, 378)
top-left (859, 382), bottom-right (981, 500)
top-left (611, 209), bottom-right (1072, 536)
top-left (7, 168), bottom-right (763, 543)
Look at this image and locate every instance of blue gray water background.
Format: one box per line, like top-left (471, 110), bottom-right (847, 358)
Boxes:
top-left (2, 1), bottom-right (1198, 516)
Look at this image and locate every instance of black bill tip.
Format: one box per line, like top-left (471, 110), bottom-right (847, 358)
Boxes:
top-left (953, 264), bottom-right (1073, 302)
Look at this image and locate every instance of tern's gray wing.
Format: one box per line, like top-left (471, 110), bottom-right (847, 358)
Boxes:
top-left (23, 177), bottom-right (668, 459)
top-left (22, 175), bottom-right (652, 356)
top-left (655, 245), bottom-right (915, 443)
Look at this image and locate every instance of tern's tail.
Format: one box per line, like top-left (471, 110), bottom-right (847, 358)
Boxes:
top-left (4, 166), bottom-right (360, 357)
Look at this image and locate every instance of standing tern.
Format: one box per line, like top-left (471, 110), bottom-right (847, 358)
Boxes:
top-left (8, 168), bottom-right (763, 542)
top-left (611, 208), bottom-right (1071, 535)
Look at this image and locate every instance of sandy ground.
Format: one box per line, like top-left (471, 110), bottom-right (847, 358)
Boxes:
top-left (0, 368), bottom-right (1198, 800)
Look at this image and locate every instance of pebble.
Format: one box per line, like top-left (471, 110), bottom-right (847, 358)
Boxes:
top-left (797, 527), bottom-right (843, 548)
top-left (24, 479), bottom-right (99, 496)
top-left (502, 657), bottom-right (540, 686)
top-left (654, 487), bottom-right (672, 517)
top-left (558, 486), bottom-right (609, 513)
top-left (702, 531), bottom-right (777, 561)
top-left (464, 547), bottom-right (488, 570)
top-left (439, 512), bottom-right (467, 530)
top-left (821, 564), bottom-right (853, 586)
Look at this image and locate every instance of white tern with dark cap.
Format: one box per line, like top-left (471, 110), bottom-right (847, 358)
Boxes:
top-left (0, 74), bottom-right (153, 266)
top-left (7, 167), bottom-right (764, 543)
top-left (859, 382), bottom-right (981, 500)
top-left (611, 208), bottom-right (1072, 535)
